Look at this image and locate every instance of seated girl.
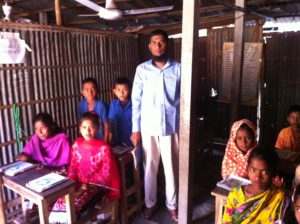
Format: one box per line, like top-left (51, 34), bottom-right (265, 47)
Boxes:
top-left (292, 185), bottom-right (300, 223)
top-left (17, 112), bottom-right (71, 171)
top-left (49, 112), bottom-right (120, 223)
top-left (223, 147), bottom-right (288, 223)
top-left (222, 119), bottom-right (257, 179)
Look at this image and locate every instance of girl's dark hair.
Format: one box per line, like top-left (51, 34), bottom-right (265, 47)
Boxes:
top-left (81, 77), bottom-right (98, 92)
top-left (238, 123), bottom-right (255, 140)
top-left (79, 112), bottom-right (100, 129)
top-left (33, 112), bottom-right (62, 135)
top-left (248, 146), bottom-right (278, 175)
top-left (294, 185), bottom-right (300, 202)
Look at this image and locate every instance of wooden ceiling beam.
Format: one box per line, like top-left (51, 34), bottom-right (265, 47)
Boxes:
top-left (68, 19), bottom-right (97, 25)
top-left (11, 0), bottom-right (130, 17)
top-left (247, 0), bottom-right (291, 5)
top-left (137, 12), bottom-right (258, 34)
top-left (73, 5), bottom-right (227, 25)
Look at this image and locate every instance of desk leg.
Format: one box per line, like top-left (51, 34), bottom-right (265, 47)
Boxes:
top-left (0, 174), bottom-right (7, 224)
top-left (214, 197), bottom-right (223, 224)
top-left (65, 187), bottom-right (75, 224)
top-left (37, 199), bottom-right (49, 224)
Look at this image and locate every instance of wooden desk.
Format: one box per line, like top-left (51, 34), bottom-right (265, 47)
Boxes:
top-left (0, 167), bottom-right (76, 224)
top-left (211, 187), bottom-right (229, 224)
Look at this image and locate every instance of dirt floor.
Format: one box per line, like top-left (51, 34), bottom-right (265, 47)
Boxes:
top-left (130, 147), bottom-right (224, 224)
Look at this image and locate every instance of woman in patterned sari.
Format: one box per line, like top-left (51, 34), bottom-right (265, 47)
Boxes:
top-left (223, 146), bottom-right (288, 224)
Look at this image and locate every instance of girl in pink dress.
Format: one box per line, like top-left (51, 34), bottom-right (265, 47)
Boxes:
top-left (49, 112), bottom-right (120, 223)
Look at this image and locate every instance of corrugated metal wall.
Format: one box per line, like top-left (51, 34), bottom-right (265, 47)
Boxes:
top-left (155, 27), bottom-right (262, 140)
top-left (261, 32), bottom-right (300, 147)
top-left (169, 28), bottom-right (299, 146)
top-left (206, 26), bottom-right (263, 139)
top-left (0, 23), bottom-right (138, 204)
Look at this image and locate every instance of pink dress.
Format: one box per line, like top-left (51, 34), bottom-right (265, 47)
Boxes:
top-left (49, 137), bottom-right (120, 223)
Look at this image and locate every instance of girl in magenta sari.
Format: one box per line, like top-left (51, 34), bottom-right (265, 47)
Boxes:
top-left (17, 112), bottom-right (71, 169)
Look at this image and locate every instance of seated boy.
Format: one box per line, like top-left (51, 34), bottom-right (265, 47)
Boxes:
top-left (108, 77), bottom-right (132, 147)
top-left (78, 77), bottom-right (109, 142)
top-left (275, 105), bottom-right (300, 152)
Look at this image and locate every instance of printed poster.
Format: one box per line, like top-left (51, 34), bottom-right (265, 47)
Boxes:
top-left (220, 42), bottom-right (263, 106)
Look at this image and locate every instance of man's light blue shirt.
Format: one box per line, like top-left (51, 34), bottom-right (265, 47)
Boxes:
top-left (131, 59), bottom-right (181, 136)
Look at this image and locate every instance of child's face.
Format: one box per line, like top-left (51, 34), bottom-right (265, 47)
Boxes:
top-left (288, 112), bottom-right (300, 129)
top-left (35, 121), bottom-right (51, 140)
top-left (247, 158), bottom-right (272, 192)
top-left (113, 83), bottom-right (130, 102)
top-left (80, 119), bottom-right (98, 141)
top-left (294, 197), bottom-right (300, 223)
top-left (81, 82), bottom-right (97, 102)
top-left (235, 129), bottom-right (254, 153)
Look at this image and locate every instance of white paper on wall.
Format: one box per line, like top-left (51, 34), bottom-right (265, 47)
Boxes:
top-left (0, 32), bottom-right (32, 64)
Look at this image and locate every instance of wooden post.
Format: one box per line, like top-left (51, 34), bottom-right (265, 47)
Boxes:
top-left (230, 0), bottom-right (246, 123)
top-left (37, 200), bottom-right (49, 224)
top-left (55, 0), bottom-right (62, 26)
top-left (0, 173), bottom-right (7, 224)
top-left (179, 0), bottom-right (199, 223)
top-left (64, 187), bottom-right (75, 224)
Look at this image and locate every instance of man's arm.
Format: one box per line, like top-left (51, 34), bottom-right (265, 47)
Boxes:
top-left (131, 66), bottom-right (143, 146)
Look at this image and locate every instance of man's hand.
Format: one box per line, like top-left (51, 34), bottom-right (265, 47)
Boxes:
top-left (131, 132), bottom-right (141, 147)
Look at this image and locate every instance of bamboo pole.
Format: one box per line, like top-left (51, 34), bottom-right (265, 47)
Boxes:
top-left (230, 0), bottom-right (246, 123)
top-left (55, 0), bottom-right (62, 26)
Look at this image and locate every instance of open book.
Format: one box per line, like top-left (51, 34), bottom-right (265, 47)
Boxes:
top-left (26, 173), bottom-right (67, 192)
top-left (217, 175), bottom-right (251, 191)
top-left (0, 161), bottom-right (36, 176)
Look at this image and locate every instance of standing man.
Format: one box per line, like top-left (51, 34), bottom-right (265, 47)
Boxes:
top-left (131, 29), bottom-right (181, 222)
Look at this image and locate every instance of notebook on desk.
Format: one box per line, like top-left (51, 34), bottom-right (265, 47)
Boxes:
top-left (26, 173), bottom-right (67, 192)
top-left (217, 175), bottom-right (251, 191)
top-left (0, 161), bottom-right (36, 176)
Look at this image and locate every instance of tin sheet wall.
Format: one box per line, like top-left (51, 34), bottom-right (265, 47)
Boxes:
top-left (261, 32), bottom-right (300, 147)
top-left (206, 26), bottom-right (263, 139)
top-left (169, 28), bottom-right (299, 146)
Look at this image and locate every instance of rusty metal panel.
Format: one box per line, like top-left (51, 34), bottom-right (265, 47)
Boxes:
top-left (261, 32), bottom-right (300, 147)
top-left (206, 26), bottom-right (261, 138)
